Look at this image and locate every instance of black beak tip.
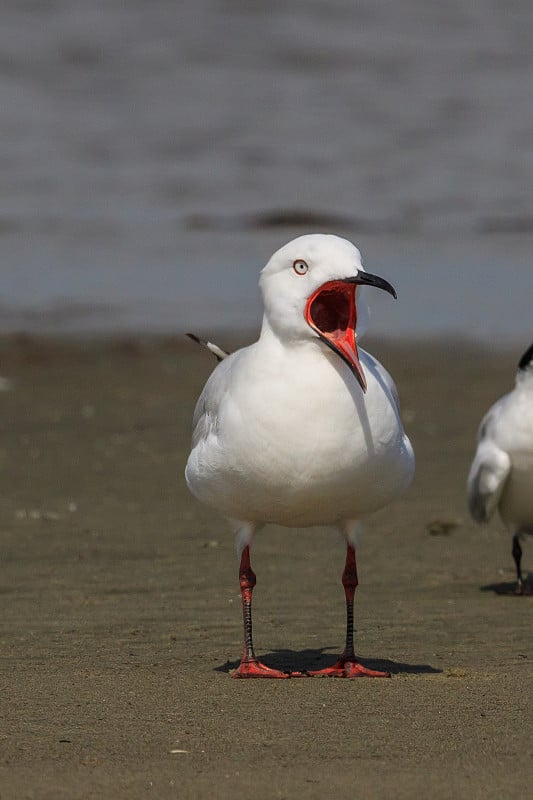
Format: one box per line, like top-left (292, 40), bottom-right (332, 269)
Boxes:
top-left (345, 271), bottom-right (397, 300)
top-left (373, 275), bottom-right (397, 300)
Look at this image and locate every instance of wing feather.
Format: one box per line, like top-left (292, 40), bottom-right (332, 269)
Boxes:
top-left (467, 438), bottom-right (511, 523)
top-left (190, 354), bottom-right (235, 448)
top-left (363, 351), bottom-right (401, 409)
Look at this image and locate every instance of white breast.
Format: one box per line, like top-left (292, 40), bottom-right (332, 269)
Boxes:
top-left (475, 382), bottom-right (533, 529)
top-left (186, 340), bottom-right (414, 527)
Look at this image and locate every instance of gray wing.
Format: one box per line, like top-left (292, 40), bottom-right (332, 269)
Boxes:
top-left (467, 435), bottom-right (511, 523)
top-left (363, 351), bottom-right (401, 409)
top-left (191, 353), bottom-right (235, 449)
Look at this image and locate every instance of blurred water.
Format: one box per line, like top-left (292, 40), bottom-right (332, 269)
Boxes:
top-left (1, 0), bottom-right (533, 341)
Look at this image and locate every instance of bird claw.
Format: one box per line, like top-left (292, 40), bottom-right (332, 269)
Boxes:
top-left (232, 658), bottom-right (292, 679)
top-left (308, 658), bottom-right (391, 678)
top-left (232, 659), bottom-right (314, 678)
top-left (231, 656), bottom-right (390, 678)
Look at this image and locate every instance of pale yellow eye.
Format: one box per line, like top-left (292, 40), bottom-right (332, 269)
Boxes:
top-left (293, 259), bottom-right (308, 275)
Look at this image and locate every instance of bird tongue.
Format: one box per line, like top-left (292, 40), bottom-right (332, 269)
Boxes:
top-left (305, 280), bottom-right (367, 391)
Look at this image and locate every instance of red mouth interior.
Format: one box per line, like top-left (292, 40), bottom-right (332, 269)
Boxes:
top-left (304, 280), bottom-right (367, 391)
top-left (306, 281), bottom-right (356, 338)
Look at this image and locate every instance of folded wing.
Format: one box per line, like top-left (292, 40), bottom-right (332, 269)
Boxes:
top-left (467, 437), bottom-right (511, 523)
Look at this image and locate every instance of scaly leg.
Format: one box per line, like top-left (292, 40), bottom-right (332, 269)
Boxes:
top-left (232, 546), bottom-right (292, 678)
top-left (512, 531), bottom-right (529, 594)
top-left (310, 544), bottom-right (390, 678)
top-left (512, 533), bottom-right (524, 594)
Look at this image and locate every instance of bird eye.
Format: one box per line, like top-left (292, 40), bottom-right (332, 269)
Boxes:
top-left (293, 259), bottom-right (308, 275)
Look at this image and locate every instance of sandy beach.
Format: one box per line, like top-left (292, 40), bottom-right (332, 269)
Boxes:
top-left (2, 1), bottom-right (533, 795)
top-left (0, 335), bottom-right (530, 799)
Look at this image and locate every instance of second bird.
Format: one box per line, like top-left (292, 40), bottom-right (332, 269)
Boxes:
top-left (468, 343), bottom-right (533, 594)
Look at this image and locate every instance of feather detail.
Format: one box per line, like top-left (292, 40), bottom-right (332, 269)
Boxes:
top-left (186, 333), bottom-right (230, 362)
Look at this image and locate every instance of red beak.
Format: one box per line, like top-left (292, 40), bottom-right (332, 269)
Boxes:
top-left (304, 272), bottom-right (396, 393)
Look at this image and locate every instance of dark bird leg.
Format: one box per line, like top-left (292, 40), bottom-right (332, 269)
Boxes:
top-left (310, 544), bottom-right (390, 678)
top-left (232, 546), bottom-right (291, 678)
top-left (512, 533), bottom-right (524, 595)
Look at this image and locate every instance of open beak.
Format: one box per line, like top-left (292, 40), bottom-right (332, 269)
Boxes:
top-left (304, 271), bottom-right (396, 392)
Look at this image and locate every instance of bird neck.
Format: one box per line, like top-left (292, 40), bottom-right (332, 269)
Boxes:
top-left (258, 314), bottom-right (358, 378)
top-left (516, 367), bottom-right (533, 392)
top-left (258, 314), bottom-right (322, 358)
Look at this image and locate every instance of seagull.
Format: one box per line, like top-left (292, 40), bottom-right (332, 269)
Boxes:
top-left (186, 234), bottom-right (415, 677)
top-left (467, 342), bottom-right (533, 595)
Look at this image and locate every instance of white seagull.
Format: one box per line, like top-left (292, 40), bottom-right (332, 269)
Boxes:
top-left (186, 234), bottom-right (415, 677)
top-left (467, 342), bottom-right (533, 594)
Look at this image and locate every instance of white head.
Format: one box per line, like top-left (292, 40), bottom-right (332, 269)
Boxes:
top-left (259, 234), bottom-right (396, 391)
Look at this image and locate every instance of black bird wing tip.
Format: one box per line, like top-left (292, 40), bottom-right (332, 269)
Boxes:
top-left (185, 333), bottom-right (230, 362)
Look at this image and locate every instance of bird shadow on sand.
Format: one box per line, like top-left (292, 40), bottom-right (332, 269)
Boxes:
top-left (480, 578), bottom-right (533, 596)
top-left (215, 648), bottom-right (441, 676)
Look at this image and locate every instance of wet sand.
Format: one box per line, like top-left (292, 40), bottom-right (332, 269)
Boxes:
top-left (0, 336), bottom-right (531, 799)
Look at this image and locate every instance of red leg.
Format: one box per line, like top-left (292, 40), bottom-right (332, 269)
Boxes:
top-left (232, 546), bottom-right (293, 678)
top-left (309, 544), bottom-right (390, 678)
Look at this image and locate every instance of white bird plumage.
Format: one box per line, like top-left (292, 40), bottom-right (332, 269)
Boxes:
top-left (188, 340), bottom-right (411, 529)
top-left (186, 234), bottom-right (415, 677)
top-left (467, 342), bottom-right (533, 593)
